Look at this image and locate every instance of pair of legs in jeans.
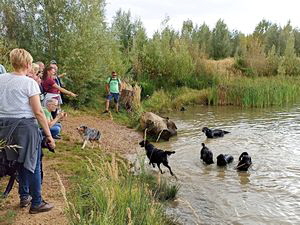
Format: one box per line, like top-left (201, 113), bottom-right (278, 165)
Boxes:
top-left (50, 123), bottom-right (61, 138)
top-left (18, 144), bottom-right (42, 208)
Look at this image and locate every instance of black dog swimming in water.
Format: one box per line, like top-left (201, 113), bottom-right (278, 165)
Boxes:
top-left (202, 127), bottom-right (230, 138)
top-left (236, 152), bottom-right (252, 171)
top-left (200, 143), bottom-right (214, 164)
top-left (217, 154), bottom-right (234, 166)
top-left (139, 140), bottom-right (175, 176)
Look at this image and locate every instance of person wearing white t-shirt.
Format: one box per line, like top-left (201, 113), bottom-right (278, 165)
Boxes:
top-left (0, 49), bottom-right (54, 214)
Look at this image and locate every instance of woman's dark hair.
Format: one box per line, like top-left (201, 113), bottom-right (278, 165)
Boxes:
top-left (42, 65), bottom-right (55, 80)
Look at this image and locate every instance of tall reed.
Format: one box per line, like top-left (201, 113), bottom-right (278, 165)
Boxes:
top-left (210, 76), bottom-right (300, 107)
top-left (66, 154), bottom-right (178, 225)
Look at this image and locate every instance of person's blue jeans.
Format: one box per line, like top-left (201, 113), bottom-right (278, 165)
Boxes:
top-left (50, 123), bottom-right (61, 137)
top-left (18, 143), bottom-right (42, 207)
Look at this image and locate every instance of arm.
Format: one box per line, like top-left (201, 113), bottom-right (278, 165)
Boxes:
top-left (52, 83), bottom-right (77, 97)
top-left (119, 82), bottom-right (122, 93)
top-left (58, 73), bottom-right (66, 78)
top-left (48, 112), bottom-right (66, 128)
top-left (105, 83), bottom-right (110, 93)
top-left (29, 95), bottom-right (55, 149)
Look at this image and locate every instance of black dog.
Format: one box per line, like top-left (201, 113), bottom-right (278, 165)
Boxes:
top-left (217, 154), bottom-right (234, 166)
top-left (202, 127), bottom-right (230, 138)
top-left (0, 146), bottom-right (20, 198)
top-left (236, 152), bottom-right (252, 171)
top-left (1, 138), bottom-right (55, 198)
top-left (139, 140), bottom-right (175, 176)
top-left (200, 143), bottom-right (214, 164)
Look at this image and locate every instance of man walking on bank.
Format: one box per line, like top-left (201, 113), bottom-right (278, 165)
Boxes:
top-left (103, 71), bottom-right (122, 113)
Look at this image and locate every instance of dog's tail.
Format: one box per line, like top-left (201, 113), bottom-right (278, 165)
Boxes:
top-left (165, 151), bottom-right (175, 155)
top-left (201, 143), bottom-right (206, 147)
top-left (223, 131), bottom-right (230, 134)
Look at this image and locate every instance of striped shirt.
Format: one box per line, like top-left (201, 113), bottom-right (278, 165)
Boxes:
top-left (0, 73), bottom-right (41, 118)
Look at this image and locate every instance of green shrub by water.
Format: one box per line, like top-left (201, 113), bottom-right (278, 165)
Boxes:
top-left (142, 87), bottom-right (210, 113)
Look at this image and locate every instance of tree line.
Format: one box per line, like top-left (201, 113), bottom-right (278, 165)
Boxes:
top-left (1, 0), bottom-right (300, 107)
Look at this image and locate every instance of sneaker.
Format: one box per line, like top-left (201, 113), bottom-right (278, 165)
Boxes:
top-left (20, 196), bottom-right (32, 208)
top-left (29, 200), bottom-right (54, 214)
top-left (53, 135), bottom-right (61, 140)
top-left (102, 110), bottom-right (109, 114)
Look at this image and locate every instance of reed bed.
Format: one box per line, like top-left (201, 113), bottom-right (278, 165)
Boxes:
top-left (211, 76), bottom-right (300, 107)
top-left (65, 153), bottom-right (178, 225)
top-left (142, 76), bottom-right (300, 113)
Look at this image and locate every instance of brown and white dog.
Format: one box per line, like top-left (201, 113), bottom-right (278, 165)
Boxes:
top-left (76, 125), bottom-right (101, 149)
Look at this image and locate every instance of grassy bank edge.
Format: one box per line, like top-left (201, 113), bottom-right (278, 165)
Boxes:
top-left (47, 138), bottom-right (180, 225)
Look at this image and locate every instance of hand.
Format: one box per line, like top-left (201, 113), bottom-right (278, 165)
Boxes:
top-left (58, 111), bottom-right (67, 119)
top-left (70, 92), bottom-right (77, 97)
top-left (59, 73), bottom-right (66, 78)
top-left (46, 136), bottom-right (56, 149)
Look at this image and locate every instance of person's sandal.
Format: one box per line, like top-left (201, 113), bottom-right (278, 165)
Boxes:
top-left (20, 196), bottom-right (32, 208)
top-left (29, 200), bottom-right (54, 214)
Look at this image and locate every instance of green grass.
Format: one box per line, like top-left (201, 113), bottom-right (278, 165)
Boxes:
top-left (210, 76), bottom-right (300, 107)
top-left (140, 76), bottom-right (300, 114)
top-left (0, 209), bottom-right (17, 225)
top-left (49, 141), bottom-right (179, 225)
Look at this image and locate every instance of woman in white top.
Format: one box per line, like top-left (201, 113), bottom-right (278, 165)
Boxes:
top-left (0, 48), bottom-right (55, 214)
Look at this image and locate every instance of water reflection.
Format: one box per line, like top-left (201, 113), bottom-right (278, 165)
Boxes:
top-left (238, 171), bottom-right (251, 185)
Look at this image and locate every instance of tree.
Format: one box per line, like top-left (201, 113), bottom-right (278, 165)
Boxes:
top-left (211, 19), bottom-right (231, 59)
top-left (181, 19), bottom-right (193, 39)
top-left (192, 23), bottom-right (211, 58)
top-left (278, 33), bottom-right (300, 76)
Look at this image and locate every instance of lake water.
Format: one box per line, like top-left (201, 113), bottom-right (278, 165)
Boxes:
top-left (153, 104), bottom-right (300, 225)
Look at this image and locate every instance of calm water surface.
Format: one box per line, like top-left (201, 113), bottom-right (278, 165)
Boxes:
top-left (154, 105), bottom-right (300, 225)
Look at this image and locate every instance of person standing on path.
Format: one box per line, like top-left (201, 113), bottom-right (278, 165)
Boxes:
top-left (0, 48), bottom-right (55, 214)
top-left (103, 71), bottom-right (122, 113)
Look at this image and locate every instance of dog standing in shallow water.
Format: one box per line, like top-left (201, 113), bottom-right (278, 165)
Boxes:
top-left (77, 125), bottom-right (101, 149)
top-left (200, 143), bottom-right (214, 164)
top-left (139, 140), bottom-right (175, 176)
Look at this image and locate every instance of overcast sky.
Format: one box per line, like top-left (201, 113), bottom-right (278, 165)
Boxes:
top-left (105, 0), bottom-right (299, 36)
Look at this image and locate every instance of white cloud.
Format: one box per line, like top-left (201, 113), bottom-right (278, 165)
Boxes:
top-left (105, 0), bottom-right (300, 36)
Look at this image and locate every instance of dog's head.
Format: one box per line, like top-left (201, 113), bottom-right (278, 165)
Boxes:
top-left (202, 127), bottom-right (209, 133)
top-left (217, 154), bottom-right (226, 166)
top-left (76, 125), bottom-right (88, 135)
top-left (139, 140), bottom-right (149, 147)
top-left (239, 152), bottom-right (249, 161)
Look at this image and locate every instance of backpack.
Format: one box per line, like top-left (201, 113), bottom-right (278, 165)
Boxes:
top-left (108, 77), bottom-right (121, 85)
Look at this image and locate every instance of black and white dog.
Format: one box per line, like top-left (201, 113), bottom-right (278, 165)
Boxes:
top-left (202, 127), bottom-right (230, 138)
top-left (77, 125), bottom-right (101, 149)
top-left (216, 154), bottom-right (234, 166)
top-left (200, 143), bottom-right (214, 165)
top-left (236, 152), bottom-right (252, 171)
top-left (139, 140), bottom-right (175, 176)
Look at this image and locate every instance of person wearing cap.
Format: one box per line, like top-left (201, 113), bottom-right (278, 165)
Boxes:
top-left (103, 71), bottom-right (122, 113)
